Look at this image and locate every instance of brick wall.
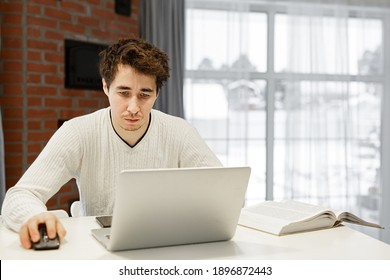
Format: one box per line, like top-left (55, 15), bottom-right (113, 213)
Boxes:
top-left (0, 0), bottom-right (139, 214)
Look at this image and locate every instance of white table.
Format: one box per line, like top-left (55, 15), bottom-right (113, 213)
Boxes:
top-left (1, 216), bottom-right (390, 260)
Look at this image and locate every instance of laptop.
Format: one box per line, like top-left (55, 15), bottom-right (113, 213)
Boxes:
top-left (91, 166), bottom-right (251, 251)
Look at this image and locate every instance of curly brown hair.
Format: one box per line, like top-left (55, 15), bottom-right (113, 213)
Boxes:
top-left (99, 38), bottom-right (170, 92)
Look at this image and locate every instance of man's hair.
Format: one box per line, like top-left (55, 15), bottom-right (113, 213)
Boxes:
top-left (99, 38), bottom-right (170, 92)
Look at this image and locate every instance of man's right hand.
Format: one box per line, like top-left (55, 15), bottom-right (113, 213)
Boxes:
top-left (19, 212), bottom-right (67, 249)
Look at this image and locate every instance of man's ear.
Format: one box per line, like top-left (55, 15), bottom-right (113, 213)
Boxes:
top-left (102, 78), bottom-right (109, 96)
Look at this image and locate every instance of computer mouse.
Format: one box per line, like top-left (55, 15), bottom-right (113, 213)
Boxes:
top-left (32, 223), bottom-right (60, 250)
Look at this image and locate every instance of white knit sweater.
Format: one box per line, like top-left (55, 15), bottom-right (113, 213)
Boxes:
top-left (2, 108), bottom-right (222, 231)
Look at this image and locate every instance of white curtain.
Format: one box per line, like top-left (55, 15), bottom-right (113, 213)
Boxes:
top-left (185, 0), bottom-right (268, 205)
top-left (280, 0), bottom-right (390, 242)
top-left (185, 0), bottom-right (390, 243)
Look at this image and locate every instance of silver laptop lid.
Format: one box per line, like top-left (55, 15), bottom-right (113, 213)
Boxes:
top-left (102, 166), bottom-right (251, 251)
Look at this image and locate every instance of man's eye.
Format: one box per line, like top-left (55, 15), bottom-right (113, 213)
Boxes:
top-left (119, 91), bottom-right (129, 96)
top-left (140, 92), bottom-right (151, 98)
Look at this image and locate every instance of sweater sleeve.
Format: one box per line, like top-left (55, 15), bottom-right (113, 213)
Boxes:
top-left (1, 121), bottom-right (82, 232)
top-left (179, 124), bottom-right (223, 168)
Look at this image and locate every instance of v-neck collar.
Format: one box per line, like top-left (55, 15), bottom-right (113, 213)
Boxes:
top-left (109, 109), bottom-right (152, 148)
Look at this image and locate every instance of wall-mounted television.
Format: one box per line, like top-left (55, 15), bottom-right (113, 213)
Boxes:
top-left (64, 39), bottom-right (108, 90)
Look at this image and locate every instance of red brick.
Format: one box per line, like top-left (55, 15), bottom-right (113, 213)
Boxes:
top-left (59, 22), bottom-right (85, 34)
top-left (85, 0), bottom-right (101, 5)
top-left (2, 37), bottom-right (23, 48)
top-left (44, 7), bottom-right (71, 21)
top-left (27, 39), bottom-right (57, 52)
top-left (0, 2), bottom-right (23, 13)
top-left (27, 109), bottom-right (57, 119)
top-left (27, 15), bottom-right (58, 29)
top-left (91, 28), bottom-right (109, 39)
top-left (27, 62), bottom-right (58, 73)
top-left (28, 121), bottom-right (42, 130)
top-left (100, 99), bottom-right (110, 107)
top-left (0, 50), bottom-right (23, 60)
top-left (28, 142), bottom-right (42, 153)
top-left (30, 0), bottom-right (57, 7)
top-left (3, 84), bottom-right (23, 94)
top-left (44, 75), bottom-right (63, 85)
top-left (28, 97), bottom-right (43, 107)
top-left (27, 108), bottom-right (57, 119)
top-left (4, 131), bottom-right (23, 142)
top-left (27, 26), bottom-right (41, 38)
top-left (44, 30), bottom-right (64, 41)
top-left (5, 166), bottom-right (23, 178)
top-left (77, 16), bottom-right (99, 27)
top-left (92, 7), bottom-right (114, 19)
top-left (44, 52), bottom-right (63, 64)
top-left (3, 61), bottom-right (23, 72)
top-left (28, 131), bottom-right (54, 142)
top-left (26, 73), bottom-right (42, 84)
top-left (60, 109), bottom-right (86, 119)
top-left (27, 4), bottom-right (42, 15)
top-left (79, 99), bottom-right (99, 108)
top-left (0, 96), bottom-right (23, 106)
top-left (3, 106), bottom-right (23, 118)
top-left (28, 50), bottom-right (43, 61)
top-left (3, 120), bottom-right (23, 130)
top-left (60, 88), bottom-right (87, 98)
top-left (5, 154), bottom-right (23, 165)
top-left (2, 26), bottom-right (23, 36)
top-left (44, 120), bottom-right (59, 130)
top-left (27, 86), bottom-right (57, 96)
top-left (60, 2), bottom-right (87, 14)
top-left (4, 143), bottom-right (23, 153)
top-left (0, 73), bottom-right (24, 83)
top-left (90, 90), bottom-right (105, 98)
top-left (45, 98), bottom-right (72, 107)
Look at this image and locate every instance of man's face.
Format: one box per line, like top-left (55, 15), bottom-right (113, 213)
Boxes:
top-left (103, 64), bottom-right (157, 136)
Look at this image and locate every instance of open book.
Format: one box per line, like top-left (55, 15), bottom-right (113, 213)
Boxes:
top-left (238, 200), bottom-right (384, 235)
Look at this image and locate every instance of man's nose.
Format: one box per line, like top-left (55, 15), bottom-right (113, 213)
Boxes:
top-left (127, 97), bottom-right (139, 114)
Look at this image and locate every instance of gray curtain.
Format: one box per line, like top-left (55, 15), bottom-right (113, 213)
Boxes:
top-left (139, 0), bottom-right (185, 118)
top-left (0, 108), bottom-right (5, 212)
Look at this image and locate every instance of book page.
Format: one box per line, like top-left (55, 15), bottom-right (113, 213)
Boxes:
top-left (244, 200), bottom-right (332, 221)
top-left (334, 211), bottom-right (384, 229)
top-left (239, 200), bottom-right (337, 235)
top-left (239, 210), bottom-right (289, 235)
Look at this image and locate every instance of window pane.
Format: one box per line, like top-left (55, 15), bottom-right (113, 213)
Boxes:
top-left (184, 79), bottom-right (267, 205)
top-left (274, 81), bottom-right (382, 140)
top-left (186, 9), bottom-right (267, 72)
top-left (274, 14), bottom-right (383, 75)
top-left (349, 18), bottom-right (383, 75)
top-left (274, 80), bottom-right (382, 213)
top-left (197, 139), bottom-right (266, 205)
top-left (184, 81), bottom-right (228, 139)
top-left (185, 79), bottom-right (267, 139)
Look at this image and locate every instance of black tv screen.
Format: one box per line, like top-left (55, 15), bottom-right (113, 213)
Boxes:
top-left (64, 39), bottom-right (108, 90)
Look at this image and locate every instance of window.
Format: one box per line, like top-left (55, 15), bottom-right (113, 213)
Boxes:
top-left (185, 4), bottom-right (268, 204)
top-left (185, 0), bottom-right (388, 239)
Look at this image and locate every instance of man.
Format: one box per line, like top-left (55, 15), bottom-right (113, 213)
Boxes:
top-left (1, 38), bottom-right (222, 249)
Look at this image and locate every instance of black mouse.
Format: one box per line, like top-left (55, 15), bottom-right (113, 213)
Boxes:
top-left (32, 224), bottom-right (60, 250)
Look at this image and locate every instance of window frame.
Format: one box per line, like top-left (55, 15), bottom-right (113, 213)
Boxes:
top-left (185, 0), bottom-right (390, 203)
